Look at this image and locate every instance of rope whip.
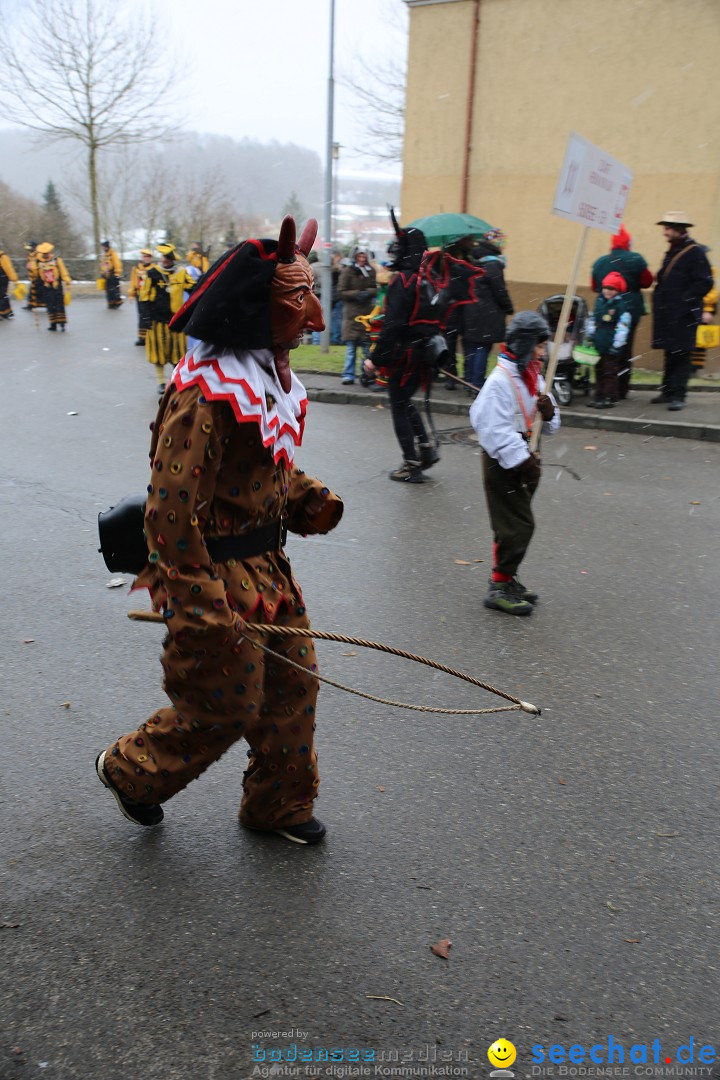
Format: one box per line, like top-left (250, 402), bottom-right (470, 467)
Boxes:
top-left (127, 611), bottom-right (540, 717)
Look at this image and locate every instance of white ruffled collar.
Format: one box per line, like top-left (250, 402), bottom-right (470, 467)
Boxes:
top-left (171, 342), bottom-right (307, 467)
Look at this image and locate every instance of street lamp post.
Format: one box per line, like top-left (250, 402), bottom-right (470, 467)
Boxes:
top-left (320, 0), bottom-right (336, 354)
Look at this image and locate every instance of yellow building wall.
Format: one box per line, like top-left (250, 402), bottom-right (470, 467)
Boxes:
top-left (402, 0), bottom-right (720, 287)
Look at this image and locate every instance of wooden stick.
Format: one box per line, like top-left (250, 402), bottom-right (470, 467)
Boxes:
top-left (530, 224), bottom-right (589, 452)
top-left (128, 609), bottom-right (163, 623)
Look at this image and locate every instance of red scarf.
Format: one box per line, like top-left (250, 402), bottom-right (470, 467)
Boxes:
top-left (502, 348), bottom-right (542, 396)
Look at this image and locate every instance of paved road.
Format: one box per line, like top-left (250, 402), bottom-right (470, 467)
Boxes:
top-left (2, 302), bottom-right (719, 1080)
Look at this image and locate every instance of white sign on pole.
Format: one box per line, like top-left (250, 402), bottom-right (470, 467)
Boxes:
top-left (552, 132), bottom-right (633, 234)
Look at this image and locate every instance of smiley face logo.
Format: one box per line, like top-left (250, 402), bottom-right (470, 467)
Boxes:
top-left (488, 1039), bottom-right (517, 1069)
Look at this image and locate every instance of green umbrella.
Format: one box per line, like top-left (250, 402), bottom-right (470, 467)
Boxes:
top-left (406, 212), bottom-right (494, 248)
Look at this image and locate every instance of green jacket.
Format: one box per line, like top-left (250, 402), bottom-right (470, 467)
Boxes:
top-left (591, 293), bottom-right (633, 355)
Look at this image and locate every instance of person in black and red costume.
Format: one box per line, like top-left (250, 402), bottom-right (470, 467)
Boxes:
top-left (364, 209), bottom-right (485, 484)
top-left (95, 217), bottom-right (343, 846)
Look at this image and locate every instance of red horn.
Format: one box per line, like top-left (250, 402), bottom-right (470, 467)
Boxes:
top-left (298, 218), bottom-right (318, 257)
top-left (277, 216), bottom-right (297, 262)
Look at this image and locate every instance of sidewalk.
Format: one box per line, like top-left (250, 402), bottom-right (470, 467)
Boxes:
top-left (298, 371), bottom-right (720, 443)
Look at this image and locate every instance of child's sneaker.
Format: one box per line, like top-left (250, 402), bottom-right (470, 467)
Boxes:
top-left (508, 576), bottom-right (538, 604)
top-left (483, 581), bottom-right (534, 616)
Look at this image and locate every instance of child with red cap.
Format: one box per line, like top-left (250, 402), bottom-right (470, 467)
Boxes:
top-left (585, 272), bottom-right (633, 408)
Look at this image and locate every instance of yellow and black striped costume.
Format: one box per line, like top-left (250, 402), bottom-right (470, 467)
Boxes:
top-left (140, 259), bottom-right (195, 379)
top-left (0, 249), bottom-right (19, 318)
top-left (36, 244), bottom-right (71, 329)
top-left (128, 256), bottom-right (154, 343)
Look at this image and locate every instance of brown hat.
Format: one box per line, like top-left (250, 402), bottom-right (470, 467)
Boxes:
top-left (656, 211), bottom-right (693, 227)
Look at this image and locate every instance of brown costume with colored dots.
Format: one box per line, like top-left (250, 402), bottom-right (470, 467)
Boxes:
top-left (103, 374), bottom-right (342, 830)
top-left (103, 216), bottom-right (335, 832)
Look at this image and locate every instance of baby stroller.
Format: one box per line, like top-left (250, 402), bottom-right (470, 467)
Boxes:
top-left (536, 294), bottom-right (591, 405)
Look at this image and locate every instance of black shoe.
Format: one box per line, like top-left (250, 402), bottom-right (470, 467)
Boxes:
top-left (650, 393), bottom-right (670, 404)
top-left (389, 460), bottom-right (425, 483)
top-left (419, 445), bottom-right (440, 470)
top-left (668, 400), bottom-right (685, 411)
top-left (341, 378), bottom-right (355, 385)
top-left (135, 339), bottom-right (144, 346)
top-left (276, 817), bottom-right (326, 845)
top-left (444, 379), bottom-right (456, 390)
top-left (95, 751), bottom-right (164, 827)
top-left (157, 382), bottom-right (166, 396)
top-left (47, 324), bottom-right (57, 331)
top-left (586, 399), bottom-right (601, 408)
top-left (242, 816), bottom-right (326, 845)
top-left (595, 398), bottom-right (615, 409)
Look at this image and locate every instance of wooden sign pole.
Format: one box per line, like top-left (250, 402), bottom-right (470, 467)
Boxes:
top-left (530, 224), bottom-right (590, 452)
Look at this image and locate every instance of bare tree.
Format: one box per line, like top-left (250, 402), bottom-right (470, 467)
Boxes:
top-left (340, 0), bottom-right (408, 164)
top-left (341, 57), bottom-right (407, 164)
top-left (0, 0), bottom-right (179, 264)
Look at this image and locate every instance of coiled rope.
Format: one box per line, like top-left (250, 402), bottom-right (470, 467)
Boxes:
top-left (128, 611), bottom-right (540, 717)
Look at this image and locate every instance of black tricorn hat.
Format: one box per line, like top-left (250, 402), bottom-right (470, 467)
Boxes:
top-left (170, 217), bottom-right (316, 349)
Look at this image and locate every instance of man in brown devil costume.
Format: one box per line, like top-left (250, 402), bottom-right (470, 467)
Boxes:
top-left (96, 217), bottom-right (343, 845)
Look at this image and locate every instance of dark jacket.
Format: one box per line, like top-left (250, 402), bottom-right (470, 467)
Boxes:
top-left (652, 237), bottom-right (714, 352)
top-left (338, 262), bottom-right (377, 342)
top-left (460, 255), bottom-right (514, 345)
top-left (592, 248), bottom-right (652, 324)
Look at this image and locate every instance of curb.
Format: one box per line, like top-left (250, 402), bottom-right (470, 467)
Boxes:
top-left (304, 386), bottom-right (720, 443)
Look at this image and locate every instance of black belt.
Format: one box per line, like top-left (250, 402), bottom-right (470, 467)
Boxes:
top-left (206, 520), bottom-right (287, 562)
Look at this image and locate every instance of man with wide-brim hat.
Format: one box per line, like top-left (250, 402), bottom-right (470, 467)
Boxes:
top-left (651, 211), bottom-right (713, 410)
top-left (95, 217), bottom-right (343, 846)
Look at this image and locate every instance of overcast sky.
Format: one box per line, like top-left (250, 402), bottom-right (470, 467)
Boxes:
top-left (3, 0), bottom-right (408, 176)
top-left (175, 0), bottom-right (408, 171)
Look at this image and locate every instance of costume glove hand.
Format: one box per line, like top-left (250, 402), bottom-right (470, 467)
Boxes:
top-left (516, 452), bottom-right (541, 485)
top-left (536, 393), bottom-right (555, 420)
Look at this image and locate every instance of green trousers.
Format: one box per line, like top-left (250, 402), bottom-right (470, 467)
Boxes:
top-left (482, 450), bottom-right (539, 576)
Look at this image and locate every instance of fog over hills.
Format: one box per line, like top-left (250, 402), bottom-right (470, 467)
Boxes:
top-left (0, 128), bottom-right (400, 238)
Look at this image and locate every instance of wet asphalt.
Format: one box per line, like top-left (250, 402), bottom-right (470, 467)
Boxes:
top-left (1, 300), bottom-right (719, 1080)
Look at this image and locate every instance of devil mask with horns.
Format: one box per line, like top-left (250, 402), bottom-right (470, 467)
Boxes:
top-left (386, 207), bottom-right (428, 275)
top-left (170, 216), bottom-right (324, 392)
